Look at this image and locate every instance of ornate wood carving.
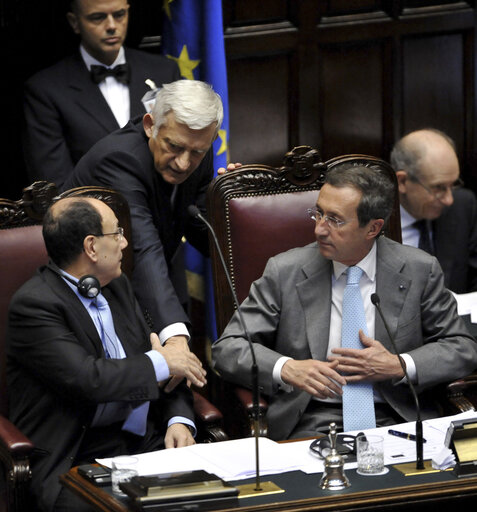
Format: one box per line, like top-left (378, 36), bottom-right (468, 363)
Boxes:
top-left (0, 181), bottom-right (58, 228)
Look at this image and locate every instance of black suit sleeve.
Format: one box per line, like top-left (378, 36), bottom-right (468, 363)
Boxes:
top-left (80, 149), bottom-right (192, 332)
top-left (23, 76), bottom-right (77, 187)
top-left (7, 274), bottom-right (160, 406)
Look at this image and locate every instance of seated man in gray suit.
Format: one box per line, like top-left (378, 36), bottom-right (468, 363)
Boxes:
top-left (212, 164), bottom-right (477, 441)
top-left (7, 197), bottom-right (206, 512)
top-left (391, 128), bottom-right (477, 293)
top-left (23, 0), bottom-right (180, 188)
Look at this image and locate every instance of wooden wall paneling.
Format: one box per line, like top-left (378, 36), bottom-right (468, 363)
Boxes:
top-left (318, 40), bottom-right (386, 159)
top-left (227, 53), bottom-right (292, 166)
top-left (224, 1), bottom-right (299, 166)
top-left (401, 33), bottom-right (465, 154)
top-left (223, 0), bottom-right (290, 25)
top-left (463, 17), bottom-right (477, 191)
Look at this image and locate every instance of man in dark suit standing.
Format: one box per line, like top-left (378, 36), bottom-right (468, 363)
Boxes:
top-left (7, 197), bottom-right (206, 512)
top-left (23, 0), bottom-right (180, 189)
top-left (391, 128), bottom-right (477, 293)
top-left (64, 79), bottom-right (224, 388)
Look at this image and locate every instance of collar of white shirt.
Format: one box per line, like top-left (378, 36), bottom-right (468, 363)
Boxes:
top-left (80, 45), bottom-right (126, 70)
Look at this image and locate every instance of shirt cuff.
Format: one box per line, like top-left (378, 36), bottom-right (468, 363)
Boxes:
top-left (145, 350), bottom-right (170, 382)
top-left (273, 356), bottom-right (294, 392)
top-left (158, 323), bottom-right (190, 345)
top-left (167, 416), bottom-right (197, 437)
top-left (395, 353), bottom-right (417, 385)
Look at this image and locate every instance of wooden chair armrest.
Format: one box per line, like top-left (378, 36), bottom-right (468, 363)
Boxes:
top-left (0, 416), bottom-right (34, 456)
top-left (192, 391), bottom-right (228, 443)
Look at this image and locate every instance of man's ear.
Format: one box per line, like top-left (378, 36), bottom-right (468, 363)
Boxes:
top-left (395, 170), bottom-right (408, 195)
top-left (143, 114), bottom-right (154, 139)
top-left (66, 12), bottom-right (80, 34)
top-left (83, 235), bottom-right (98, 262)
top-left (366, 219), bottom-right (385, 240)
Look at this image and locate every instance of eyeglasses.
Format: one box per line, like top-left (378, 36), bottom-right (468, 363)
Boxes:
top-left (307, 207), bottom-right (349, 230)
top-left (310, 433), bottom-right (360, 461)
top-left (413, 177), bottom-right (463, 200)
top-left (90, 227), bottom-right (124, 242)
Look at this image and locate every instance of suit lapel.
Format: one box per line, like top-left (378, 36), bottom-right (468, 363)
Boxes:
top-left (375, 237), bottom-right (411, 350)
top-left (126, 49), bottom-right (148, 118)
top-left (296, 256), bottom-right (332, 361)
top-left (102, 285), bottom-right (136, 356)
top-left (43, 266), bottom-right (104, 356)
top-left (66, 53), bottom-right (119, 133)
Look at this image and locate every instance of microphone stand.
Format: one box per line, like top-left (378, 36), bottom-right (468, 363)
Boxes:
top-left (188, 206), bottom-right (282, 496)
top-left (371, 293), bottom-right (424, 470)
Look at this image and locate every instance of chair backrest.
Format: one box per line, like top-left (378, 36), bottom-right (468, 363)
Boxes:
top-left (206, 146), bottom-right (401, 335)
top-left (0, 181), bottom-right (132, 417)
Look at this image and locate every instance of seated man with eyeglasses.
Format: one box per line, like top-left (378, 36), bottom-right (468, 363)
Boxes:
top-left (391, 128), bottom-right (477, 293)
top-left (7, 197), bottom-right (207, 512)
top-left (212, 164), bottom-right (477, 441)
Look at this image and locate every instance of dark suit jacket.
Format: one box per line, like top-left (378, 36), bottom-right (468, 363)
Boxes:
top-left (6, 266), bottom-right (194, 512)
top-left (23, 47), bottom-right (180, 188)
top-left (212, 237), bottom-right (477, 440)
top-left (433, 187), bottom-right (477, 293)
top-left (63, 118), bottom-right (213, 334)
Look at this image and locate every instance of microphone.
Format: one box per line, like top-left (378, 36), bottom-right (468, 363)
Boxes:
top-left (370, 293), bottom-right (424, 470)
top-left (188, 205), bottom-right (263, 491)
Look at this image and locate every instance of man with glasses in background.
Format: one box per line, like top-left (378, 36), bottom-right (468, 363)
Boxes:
top-left (391, 128), bottom-right (477, 293)
top-left (212, 164), bottom-right (477, 441)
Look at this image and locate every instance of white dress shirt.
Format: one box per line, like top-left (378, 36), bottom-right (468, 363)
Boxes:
top-left (400, 205), bottom-right (435, 249)
top-left (80, 45), bottom-right (130, 127)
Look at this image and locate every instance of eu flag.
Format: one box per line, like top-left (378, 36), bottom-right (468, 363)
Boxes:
top-left (162, 0), bottom-right (230, 343)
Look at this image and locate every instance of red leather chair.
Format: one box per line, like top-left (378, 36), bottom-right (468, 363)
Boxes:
top-left (0, 181), bottom-right (225, 511)
top-left (205, 146), bottom-right (403, 439)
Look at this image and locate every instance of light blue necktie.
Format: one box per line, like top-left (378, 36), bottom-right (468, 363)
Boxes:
top-left (341, 266), bottom-right (376, 431)
top-left (93, 295), bottom-right (149, 436)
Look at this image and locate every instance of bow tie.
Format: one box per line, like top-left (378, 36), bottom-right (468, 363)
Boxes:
top-left (90, 63), bottom-right (130, 85)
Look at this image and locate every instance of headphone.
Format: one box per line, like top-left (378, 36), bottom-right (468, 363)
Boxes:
top-left (49, 264), bottom-right (101, 299)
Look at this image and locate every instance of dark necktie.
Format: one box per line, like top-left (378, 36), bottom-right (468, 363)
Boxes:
top-left (414, 220), bottom-right (434, 255)
top-left (90, 63), bottom-right (130, 85)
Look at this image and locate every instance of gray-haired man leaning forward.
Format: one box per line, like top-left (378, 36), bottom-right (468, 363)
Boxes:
top-left (65, 80), bottom-right (225, 385)
top-left (212, 164), bottom-right (477, 441)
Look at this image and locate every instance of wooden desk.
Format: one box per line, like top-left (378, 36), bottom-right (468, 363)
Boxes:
top-left (60, 463), bottom-right (477, 512)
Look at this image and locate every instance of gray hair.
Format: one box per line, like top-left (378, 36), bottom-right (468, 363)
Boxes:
top-left (390, 128), bottom-right (456, 180)
top-left (325, 163), bottom-right (395, 228)
top-left (151, 80), bottom-right (224, 137)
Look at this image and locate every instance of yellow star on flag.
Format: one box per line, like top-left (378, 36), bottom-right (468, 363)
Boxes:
top-left (167, 45), bottom-right (200, 80)
top-left (163, 0), bottom-right (175, 20)
top-left (216, 129), bottom-right (227, 156)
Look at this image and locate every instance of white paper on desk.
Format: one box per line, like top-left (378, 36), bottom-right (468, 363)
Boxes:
top-left (188, 437), bottom-right (303, 480)
top-left (97, 437), bottom-right (304, 481)
top-left (97, 444), bottom-right (219, 477)
top-left (298, 410), bottom-right (477, 474)
top-left (452, 291), bottom-right (477, 321)
top-left (97, 411), bottom-right (477, 479)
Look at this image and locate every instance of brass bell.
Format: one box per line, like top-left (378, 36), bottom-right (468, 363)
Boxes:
top-left (319, 422), bottom-right (351, 490)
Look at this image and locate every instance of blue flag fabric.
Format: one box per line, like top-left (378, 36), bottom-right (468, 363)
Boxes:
top-left (162, 0), bottom-right (230, 342)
